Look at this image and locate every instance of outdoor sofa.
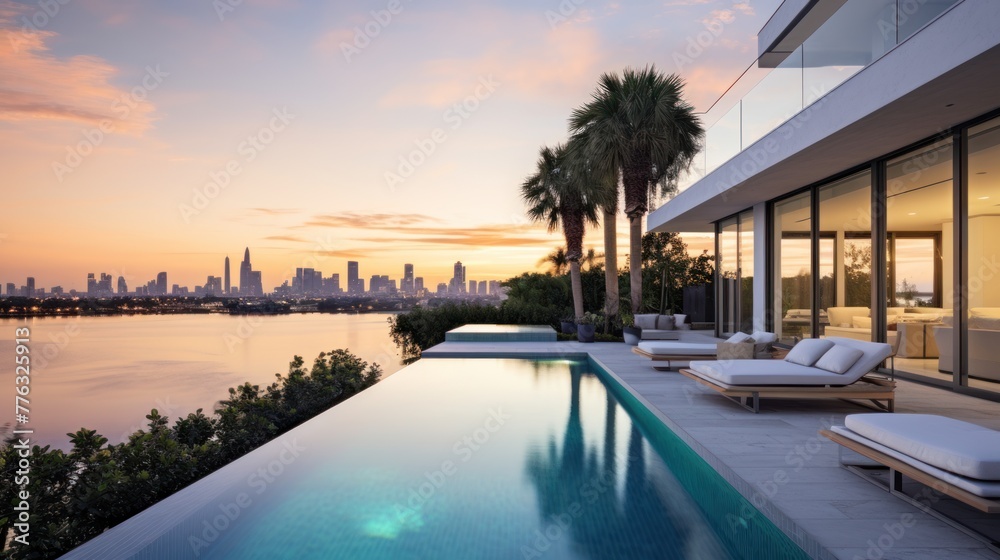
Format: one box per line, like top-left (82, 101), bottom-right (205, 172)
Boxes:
top-left (821, 413), bottom-right (1000, 514)
top-left (632, 331), bottom-right (777, 369)
top-left (679, 337), bottom-right (894, 413)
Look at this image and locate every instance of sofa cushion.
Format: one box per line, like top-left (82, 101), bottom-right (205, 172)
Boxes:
top-left (784, 339), bottom-right (835, 367)
top-left (689, 360), bottom-right (854, 385)
top-left (674, 314), bottom-right (687, 325)
top-left (726, 332), bottom-right (752, 343)
top-left (828, 307), bottom-right (870, 328)
top-left (656, 315), bottom-right (675, 330)
top-left (845, 414), bottom-right (1000, 481)
top-left (637, 341), bottom-right (717, 356)
top-left (634, 314), bottom-right (658, 330)
top-left (814, 345), bottom-right (864, 374)
top-left (852, 316), bottom-right (872, 329)
top-left (823, 337), bottom-right (893, 382)
top-left (751, 331), bottom-right (777, 344)
top-left (972, 308), bottom-right (1000, 320)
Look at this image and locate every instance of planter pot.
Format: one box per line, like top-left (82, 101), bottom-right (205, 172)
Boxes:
top-left (576, 324), bottom-right (595, 343)
top-left (623, 326), bottom-right (642, 346)
top-left (560, 321), bottom-right (577, 334)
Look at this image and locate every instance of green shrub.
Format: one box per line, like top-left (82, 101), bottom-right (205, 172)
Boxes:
top-left (0, 349), bottom-right (380, 559)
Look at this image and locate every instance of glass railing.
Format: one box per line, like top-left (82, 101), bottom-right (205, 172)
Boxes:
top-left (677, 0), bottom-right (963, 192)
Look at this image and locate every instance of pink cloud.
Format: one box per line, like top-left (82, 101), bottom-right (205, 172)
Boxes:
top-left (378, 23), bottom-right (604, 108)
top-left (0, 1), bottom-right (155, 134)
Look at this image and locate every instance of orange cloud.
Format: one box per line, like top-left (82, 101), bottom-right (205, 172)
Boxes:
top-left (0, 1), bottom-right (155, 134)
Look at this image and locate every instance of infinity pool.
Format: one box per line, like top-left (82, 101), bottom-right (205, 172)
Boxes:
top-left (64, 358), bottom-right (809, 559)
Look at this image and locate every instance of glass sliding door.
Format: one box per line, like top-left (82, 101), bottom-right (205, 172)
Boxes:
top-left (963, 116), bottom-right (1000, 392)
top-left (818, 172), bottom-right (873, 339)
top-left (772, 191), bottom-right (813, 345)
top-left (885, 139), bottom-right (953, 380)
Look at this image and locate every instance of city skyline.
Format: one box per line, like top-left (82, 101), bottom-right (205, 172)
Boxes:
top-left (2, 248), bottom-right (501, 297)
top-left (0, 0), bottom-right (744, 294)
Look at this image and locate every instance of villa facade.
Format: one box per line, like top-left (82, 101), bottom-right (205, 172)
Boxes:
top-left (649, 0), bottom-right (1000, 400)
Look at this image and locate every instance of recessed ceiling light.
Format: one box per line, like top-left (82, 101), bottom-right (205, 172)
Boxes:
top-left (908, 212), bottom-right (917, 216)
top-left (979, 196), bottom-right (990, 200)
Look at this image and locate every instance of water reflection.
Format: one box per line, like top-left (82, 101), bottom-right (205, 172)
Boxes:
top-left (524, 363), bottom-right (729, 559)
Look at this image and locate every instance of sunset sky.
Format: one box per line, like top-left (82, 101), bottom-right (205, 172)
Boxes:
top-left (0, 0), bottom-right (777, 292)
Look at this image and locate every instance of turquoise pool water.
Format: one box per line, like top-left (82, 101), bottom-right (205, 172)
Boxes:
top-left (64, 358), bottom-right (810, 559)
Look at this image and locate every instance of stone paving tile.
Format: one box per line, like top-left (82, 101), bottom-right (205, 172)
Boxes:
top-left (423, 341), bottom-right (1000, 560)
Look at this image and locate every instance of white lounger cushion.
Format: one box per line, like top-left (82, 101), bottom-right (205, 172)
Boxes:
top-left (690, 337), bottom-right (891, 386)
top-left (831, 425), bottom-right (1000, 497)
top-left (637, 341), bottom-right (717, 356)
top-left (845, 414), bottom-right (1000, 481)
top-left (689, 360), bottom-right (854, 385)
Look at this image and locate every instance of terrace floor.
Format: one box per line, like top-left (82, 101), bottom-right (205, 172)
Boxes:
top-left (423, 338), bottom-right (1000, 560)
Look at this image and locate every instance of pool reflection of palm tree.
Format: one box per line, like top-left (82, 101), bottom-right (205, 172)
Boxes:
top-left (524, 364), bottom-right (681, 559)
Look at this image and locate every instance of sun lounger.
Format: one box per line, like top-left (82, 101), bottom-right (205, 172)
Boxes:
top-left (821, 414), bottom-right (1000, 513)
top-left (679, 337), bottom-right (894, 412)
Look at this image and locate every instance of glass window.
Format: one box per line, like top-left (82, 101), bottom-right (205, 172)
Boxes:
top-left (718, 217), bottom-right (739, 336)
top-left (885, 139), bottom-right (953, 381)
top-left (739, 211), bottom-right (755, 334)
top-left (773, 191), bottom-right (812, 344)
top-left (964, 116), bottom-right (1000, 392)
top-left (818, 172), bottom-right (873, 338)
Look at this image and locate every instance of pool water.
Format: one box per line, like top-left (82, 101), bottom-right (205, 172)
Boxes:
top-left (64, 358), bottom-right (810, 559)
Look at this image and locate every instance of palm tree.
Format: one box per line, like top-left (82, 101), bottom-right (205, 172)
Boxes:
top-left (522, 144), bottom-right (601, 321)
top-left (581, 248), bottom-right (603, 271)
top-left (570, 66), bottom-right (703, 314)
top-left (538, 247), bottom-right (569, 275)
top-left (566, 141), bottom-right (621, 323)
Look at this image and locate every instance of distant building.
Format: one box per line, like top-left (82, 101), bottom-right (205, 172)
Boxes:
top-left (478, 281), bottom-right (487, 296)
top-left (224, 256), bottom-right (231, 294)
top-left (25, 277), bottom-right (34, 298)
top-left (87, 273), bottom-right (96, 294)
top-left (5, 283), bottom-right (14, 297)
top-left (347, 261), bottom-right (360, 294)
top-left (402, 264), bottom-right (414, 293)
top-left (117, 276), bottom-right (127, 294)
top-left (436, 283), bottom-right (447, 295)
top-left (415, 277), bottom-right (424, 292)
top-left (468, 280), bottom-right (477, 295)
top-left (238, 248), bottom-right (263, 296)
top-left (156, 272), bottom-right (167, 296)
top-left (488, 280), bottom-right (499, 295)
top-left (330, 273), bottom-right (341, 294)
top-left (51, 286), bottom-right (63, 296)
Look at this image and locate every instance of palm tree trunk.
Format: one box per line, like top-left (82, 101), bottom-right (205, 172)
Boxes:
top-left (602, 208), bottom-right (619, 319)
top-left (569, 260), bottom-right (584, 321)
top-left (629, 215), bottom-right (643, 314)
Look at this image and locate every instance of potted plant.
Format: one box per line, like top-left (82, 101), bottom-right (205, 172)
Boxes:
top-left (560, 315), bottom-right (577, 334)
top-left (621, 310), bottom-right (642, 346)
top-left (576, 312), bottom-right (599, 343)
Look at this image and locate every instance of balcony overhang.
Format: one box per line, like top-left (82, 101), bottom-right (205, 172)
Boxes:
top-left (758, 0), bottom-right (848, 68)
top-left (649, 0), bottom-right (1000, 233)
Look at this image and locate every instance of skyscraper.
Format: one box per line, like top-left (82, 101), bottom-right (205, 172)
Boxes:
top-left (25, 277), bottom-right (34, 298)
top-left (156, 272), bottom-right (167, 295)
top-left (87, 273), bottom-right (96, 294)
top-left (240, 247), bottom-right (252, 295)
top-left (402, 264), bottom-right (414, 293)
top-left (224, 256), bottom-right (231, 295)
top-left (347, 261), bottom-right (360, 294)
top-left (117, 276), bottom-right (127, 294)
